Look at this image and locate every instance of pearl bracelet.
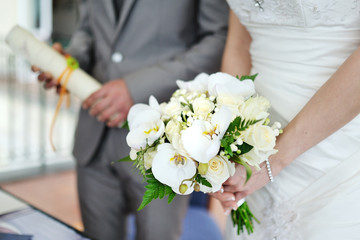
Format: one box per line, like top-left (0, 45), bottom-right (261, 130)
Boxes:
top-left (265, 159), bottom-right (274, 183)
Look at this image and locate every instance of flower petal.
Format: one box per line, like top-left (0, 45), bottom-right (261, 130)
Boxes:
top-left (152, 144), bottom-right (196, 191)
top-left (208, 72), bottom-right (255, 98)
top-left (176, 72), bottom-right (209, 92)
top-left (211, 107), bottom-right (233, 138)
top-left (181, 120), bottom-right (220, 163)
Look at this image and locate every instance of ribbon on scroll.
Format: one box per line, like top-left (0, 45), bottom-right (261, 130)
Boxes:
top-left (5, 25), bottom-right (102, 150)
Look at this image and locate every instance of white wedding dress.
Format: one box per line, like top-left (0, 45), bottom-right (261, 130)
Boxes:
top-left (225, 0), bottom-right (360, 239)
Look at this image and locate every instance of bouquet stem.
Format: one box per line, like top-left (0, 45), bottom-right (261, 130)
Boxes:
top-left (231, 201), bottom-right (260, 235)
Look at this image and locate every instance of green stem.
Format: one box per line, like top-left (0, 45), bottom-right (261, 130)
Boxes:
top-left (231, 201), bottom-right (259, 236)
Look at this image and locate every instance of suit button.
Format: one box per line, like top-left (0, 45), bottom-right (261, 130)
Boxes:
top-left (111, 52), bottom-right (123, 63)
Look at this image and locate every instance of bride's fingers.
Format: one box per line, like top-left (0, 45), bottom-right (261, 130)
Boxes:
top-left (235, 191), bottom-right (247, 199)
top-left (222, 201), bottom-right (239, 215)
top-left (223, 185), bottom-right (241, 193)
top-left (210, 191), bottom-right (235, 202)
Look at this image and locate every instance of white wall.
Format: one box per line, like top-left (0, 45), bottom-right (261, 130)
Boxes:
top-left (0, 0), bottom-right (52, 40)
top-left (0, 0), bottom-right (17, 36)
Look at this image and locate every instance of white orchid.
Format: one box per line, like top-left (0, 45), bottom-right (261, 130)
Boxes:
top-left (151, 143), bottom-right (196, 195)
top-left (127, 95), bottom-right (161, 129)
top-left (124, 72), bottom-right (280, 227)
top-left (181, 107), bottom-right (232, 163)
top-left (176, 72), bottom-right (209, 93)
top-left (126, 98), bottom-right (165, 150)
top-left (208, 72), bottom-right (255, 98)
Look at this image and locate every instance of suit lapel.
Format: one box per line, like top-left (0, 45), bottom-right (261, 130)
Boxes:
top-left (104, 0), bottom-right (116, 26)
top-left (112, 0), bottom-right (137, 44)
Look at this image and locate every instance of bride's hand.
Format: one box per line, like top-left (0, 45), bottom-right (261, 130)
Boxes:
top-left (210, 190), bottom-right (238, 215)
top-left (212, 162), bottom-right (272, 214)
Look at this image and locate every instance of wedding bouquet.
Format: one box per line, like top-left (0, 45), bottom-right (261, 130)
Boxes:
top-left (123, 72), bottom-right (281, 235)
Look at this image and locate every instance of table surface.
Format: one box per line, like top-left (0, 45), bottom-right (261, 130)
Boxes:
top-left (0, 188), bottom-right (91, 240)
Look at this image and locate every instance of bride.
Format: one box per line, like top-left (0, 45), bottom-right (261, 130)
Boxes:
top-left (212, 0), bottom-right (360, 239)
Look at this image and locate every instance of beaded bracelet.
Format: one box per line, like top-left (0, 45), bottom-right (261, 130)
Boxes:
top-left (265, 159), bottom-right (274, 183)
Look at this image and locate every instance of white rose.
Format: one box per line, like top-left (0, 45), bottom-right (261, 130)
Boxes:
top-left (165, 120), bottom-right (182, 143)
top-left (216, 94), bottom-right (244, 117)
top-left (192, 97), bottom-right (214, 119)
top-left (144, 148), bottom-right (157, 169)
top-left (242, 148), bottom-right (263, 168)
top-left (243, 125), bottom-right (276, 152)
top-left (164, 99), bottom-right (183, 118)
top-left (203, 155), bottom-right (232, 192)
top-left (239, 96), bottom-right (270, 121)
top-left (242, 147), bottom-right (277, 169)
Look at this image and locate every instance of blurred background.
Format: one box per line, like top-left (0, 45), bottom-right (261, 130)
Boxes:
top-left (0, 0), bottom-right (227, 237)
top-left (0, 0), bottom-right (80, 182)
top-left (0, 0), bottom-right (85, 230)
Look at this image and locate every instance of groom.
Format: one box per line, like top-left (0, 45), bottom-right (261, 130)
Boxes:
top-left (36, 0), bottom-right (229, 239)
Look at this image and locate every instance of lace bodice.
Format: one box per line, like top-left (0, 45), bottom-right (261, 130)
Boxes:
top-left (227, 0), bottom-right (360, 28)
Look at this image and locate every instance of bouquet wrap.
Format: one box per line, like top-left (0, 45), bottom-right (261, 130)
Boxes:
top-left (5, 25), bottom-right (101, 100)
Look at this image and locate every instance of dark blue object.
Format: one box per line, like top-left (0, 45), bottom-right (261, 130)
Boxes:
top-left (0, 233), bottom-right (32, 240)
top-left (127, 192), bottom-right (222, 240)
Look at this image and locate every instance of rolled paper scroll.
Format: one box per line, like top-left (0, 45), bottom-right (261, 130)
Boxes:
top-left (5, 25), bottom-right (101, 100)
top-left (5, 25), bottom-right (106, 150)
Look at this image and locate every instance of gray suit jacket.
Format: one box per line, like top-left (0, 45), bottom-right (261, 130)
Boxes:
top-left (68, 0), bottom-right (229, 166)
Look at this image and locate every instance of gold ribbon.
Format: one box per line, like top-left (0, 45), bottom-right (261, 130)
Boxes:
top-left (49, 55), bottom-right (79, 151)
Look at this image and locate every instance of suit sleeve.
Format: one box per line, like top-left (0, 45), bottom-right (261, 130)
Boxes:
top-left (65, 0), bottom-right (94, 72)
top-left (123, 0), bottom-right (229, 104)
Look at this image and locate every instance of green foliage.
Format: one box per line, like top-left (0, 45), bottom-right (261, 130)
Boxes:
top-left (195, 174), bottom-right (212, 188)
top-left (117, 155), bottom-right (132, 162)
top-left (238, 142), bottom-right (253, 155)
top-left (181, 111), bottom-right (188, 122)
top-left (133, 139), bottom-right (162, 177)
top-left (221, 116), bottom-right (260, 158)
top-left (231, 202), bottom-right (260, 235)
top-left (120, 120), bottom-right (129, 130)
top-left (180, 102), bottom-right (194, 113)
top-left (133, 149), bottom-right (147, 177)
top-left (231, 155), bottom-right (252, 183)
top-left (237, 73), bottom-right (258, 82)
top-left (138, 169), bottom-right (176, 211)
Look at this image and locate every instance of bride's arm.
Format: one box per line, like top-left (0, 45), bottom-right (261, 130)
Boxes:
top-left (221, 10), bottom-right (252, 75)
top-left (208, 10), bottom-right (254, 213)
top-left (215, 16), bottom-right (360, 213)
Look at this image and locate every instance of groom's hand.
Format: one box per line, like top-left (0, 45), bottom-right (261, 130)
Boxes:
top-left (31, 43), bottom-right (65, 92)
top-left (82, 79), bottom-right (134, 127)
